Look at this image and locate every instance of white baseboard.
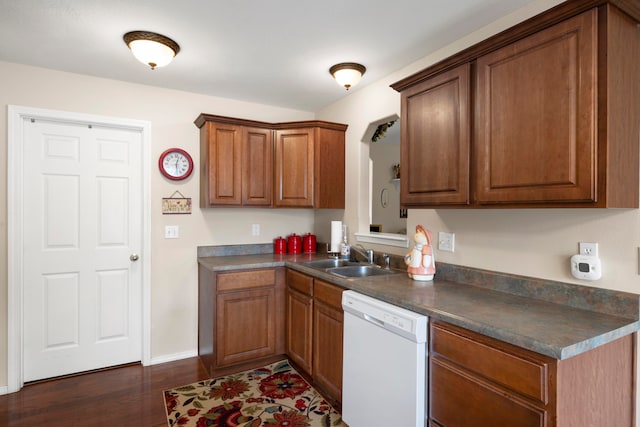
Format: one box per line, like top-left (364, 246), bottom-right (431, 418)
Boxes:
top-left (146, 350), bottom-right (198, 366)
top-left (0, 352), bottom-right (198, 395)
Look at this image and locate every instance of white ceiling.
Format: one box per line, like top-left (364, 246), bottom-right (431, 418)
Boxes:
top-left (0, 0), bottom-right (537, 112)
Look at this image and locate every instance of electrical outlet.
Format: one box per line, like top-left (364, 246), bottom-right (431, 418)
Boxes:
top-left (438, 231), bottom-right (455, 252)
top-left (579, 242), bottom-right (598, 257)
top-left (252, 223), bottom-right (260, 236)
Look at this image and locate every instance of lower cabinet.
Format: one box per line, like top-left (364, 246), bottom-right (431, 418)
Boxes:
top-left (285, 269), bottom-right (313, 374)
top-left (285, 269), bottom-right (344, 403)
top-left (198, 266), bottom-right (285, 375)
top-left (312, 279), bottom-right (344, 402)
top-left (430, 321), bottom-right (635, 427)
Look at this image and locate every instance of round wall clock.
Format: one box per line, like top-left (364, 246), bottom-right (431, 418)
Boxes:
top-left (159, 148), bottom-right (194, 180)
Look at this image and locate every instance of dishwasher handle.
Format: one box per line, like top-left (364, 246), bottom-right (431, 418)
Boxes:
top-left (363, 313), bottom-right (385, 328)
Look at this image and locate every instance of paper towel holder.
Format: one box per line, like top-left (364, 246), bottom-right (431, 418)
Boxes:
top-left (326, 243), bottom-right (339, 259)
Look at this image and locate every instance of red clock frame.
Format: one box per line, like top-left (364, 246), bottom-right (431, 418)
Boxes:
top-left (158, 148), bottom-right (194, 181)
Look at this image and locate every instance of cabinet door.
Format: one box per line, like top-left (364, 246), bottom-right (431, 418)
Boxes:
top-left (313, 127), bottom-right (345, 209)
top-left (400, 63), bottom-right (470, 206)
top-left (286, 287), bottom-right (313, 374)
top-left (312, 280), bottom-right (343, 401)
top-left (285, 269), bottom-right (314, 375)
top-left (274, 128), bottom-right (314, 207)
top-left (216, 287), bottom-right (277, 367)
top-left (201, 122), bottom-right (242, 206)
top-left (475, 10), bottom-right (597, 204)
top-left (242, 127), bottom-right (273, 206)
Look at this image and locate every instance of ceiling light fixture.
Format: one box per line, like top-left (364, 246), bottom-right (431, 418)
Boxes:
top-left (329, 62), bottom-right (366, 90)
top-left (123, 31), bottom-right (180, 70)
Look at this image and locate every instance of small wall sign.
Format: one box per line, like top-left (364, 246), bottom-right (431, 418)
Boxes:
top-left (162, 190), bottom-right (192, 214)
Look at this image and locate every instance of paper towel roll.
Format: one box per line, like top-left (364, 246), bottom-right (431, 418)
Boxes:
top-left (330, 221), bottom-right (342, 253)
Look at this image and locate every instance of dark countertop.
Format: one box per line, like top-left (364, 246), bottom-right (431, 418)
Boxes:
top-left (198, 251), bottom-right (640, 360)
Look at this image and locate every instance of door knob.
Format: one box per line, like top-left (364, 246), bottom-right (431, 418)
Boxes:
top-left (130, 254), bottom-right (139, 261)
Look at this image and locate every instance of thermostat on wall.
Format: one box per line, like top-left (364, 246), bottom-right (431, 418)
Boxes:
top-left (570, 254), bottom-right (602, 280)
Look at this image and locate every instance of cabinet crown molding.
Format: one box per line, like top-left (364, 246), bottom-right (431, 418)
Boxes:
top-left (195, 113), bottom-right (348, 132)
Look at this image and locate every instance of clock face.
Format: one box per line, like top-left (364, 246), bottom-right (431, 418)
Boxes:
top-left (159, 148), bottom-right (193, 180)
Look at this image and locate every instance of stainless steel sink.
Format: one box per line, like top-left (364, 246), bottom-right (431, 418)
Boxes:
top-left (326, 265), bottom-right (404, 278)
top-left (303, 259), bottom-right (363, 269)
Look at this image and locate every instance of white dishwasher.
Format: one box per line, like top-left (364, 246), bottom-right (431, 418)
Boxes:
top-left (341, 290), bottom-right (428, 427)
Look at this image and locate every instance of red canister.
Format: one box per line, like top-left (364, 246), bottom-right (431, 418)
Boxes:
top-left (287, 233), bottom-right (302, 254)
top-left (303, 233), bottom-right (317, 253)
top-left (274, 236), bottom-right (286, 254)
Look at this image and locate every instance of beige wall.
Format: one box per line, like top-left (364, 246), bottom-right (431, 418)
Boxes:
top-left (0, 61), bottom-right (319, 387)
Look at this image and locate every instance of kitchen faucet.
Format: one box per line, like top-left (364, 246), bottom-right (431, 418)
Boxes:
top-left (351, 244), bottom-right (374, 264)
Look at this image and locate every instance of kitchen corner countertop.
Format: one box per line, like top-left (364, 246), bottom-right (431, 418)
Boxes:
top-left (198, 251), bottom-right (640, 360)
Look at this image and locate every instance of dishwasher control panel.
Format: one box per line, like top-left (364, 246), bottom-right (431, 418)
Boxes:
top-left (384, 313), bottom-right (408, 330)
top-left (342, 290), bottom-right (428, 343)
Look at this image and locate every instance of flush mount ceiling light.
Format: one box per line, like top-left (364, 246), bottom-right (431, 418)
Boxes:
top-left (123, 31), bottom-right (180, 70)
top-left (329, 62), bottom-right (366, 90)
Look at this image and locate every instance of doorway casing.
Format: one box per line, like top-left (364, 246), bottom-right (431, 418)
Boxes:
top-left (7, 105), bottom-right (152, 393)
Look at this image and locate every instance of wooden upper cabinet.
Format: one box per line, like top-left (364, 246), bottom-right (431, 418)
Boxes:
top-left (198, 121), bottom-right (271, 207)
top-left (392, 1), bottom-right (640, 208)
top-left (274, 126), bottom-right (346, 209)
top-left (401, 63), bottom-right (470, 206)
top-left (313, 127), bottom-right (346, 209)
top-left (242, 127), bottom-right (273, 206)
top-left (200, 121), bottom-right (243, 206)
top-left (196, 114), bottom-right (347, 209)
top-left (475, 10), bottom-right (597, 205)
top-left (274, 128), bottom-right (314, 208)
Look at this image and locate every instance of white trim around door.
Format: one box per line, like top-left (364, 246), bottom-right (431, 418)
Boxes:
top-left (7, 105), bottom-right (152, 393)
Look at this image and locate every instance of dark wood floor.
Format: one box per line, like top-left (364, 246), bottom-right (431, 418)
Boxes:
top-left (0, 357), bottom-right (209, 427)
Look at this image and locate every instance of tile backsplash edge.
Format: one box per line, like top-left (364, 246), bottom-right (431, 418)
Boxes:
top-left (435, 261), bottom-right (639, 320)
top-left (197, 243), bottom-right (273, 257)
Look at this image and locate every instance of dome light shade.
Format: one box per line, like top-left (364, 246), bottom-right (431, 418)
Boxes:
top-left (330, 62), bottom-right (366, 90)
top-left (123, 31), bottom-right (180, 70)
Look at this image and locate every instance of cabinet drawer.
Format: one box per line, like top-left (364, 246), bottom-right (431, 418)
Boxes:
top-left (431, 322), bottom-right (550, 404)
top-left (286, 269), bottom-right (313, 296)
top-left (217, 269), bottom-right (276, 292)
top-left (430, 357), bottom-right (547, 427)
top-left (314, 279), bottom-right (343, 309)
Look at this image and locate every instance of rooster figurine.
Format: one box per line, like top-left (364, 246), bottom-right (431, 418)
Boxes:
top-left (405, 225), bottom-right (436, 281)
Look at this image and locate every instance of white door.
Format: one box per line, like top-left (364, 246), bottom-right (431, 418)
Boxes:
top-left (21, 118), bottom-right (143, 382)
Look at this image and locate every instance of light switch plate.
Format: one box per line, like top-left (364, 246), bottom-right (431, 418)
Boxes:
top-left (165, 225), bottom-right (179, 239)
top-left (438, 231), bottom-right (455, 252)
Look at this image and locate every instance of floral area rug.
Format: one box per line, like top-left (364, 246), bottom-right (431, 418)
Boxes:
top-left (164, 359), bottom-right (347, 427)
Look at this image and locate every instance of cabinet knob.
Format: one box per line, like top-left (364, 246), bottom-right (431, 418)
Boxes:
top-left (130, 254), bottom-right (139, 262)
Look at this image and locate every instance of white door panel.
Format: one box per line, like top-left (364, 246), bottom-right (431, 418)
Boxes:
top-left (22, 119), bottom-right (142, 382)
top-left (43, 273), bottom-right (79, 349)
